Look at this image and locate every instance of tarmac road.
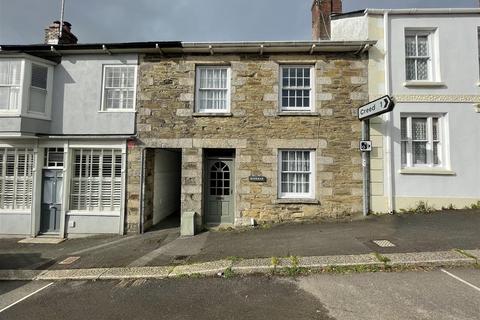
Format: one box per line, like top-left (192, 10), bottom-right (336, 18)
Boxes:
top-left (1, 268), bottom-right (479, 320)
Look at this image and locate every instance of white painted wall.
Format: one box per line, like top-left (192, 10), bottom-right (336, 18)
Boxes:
top-left (389, 15), bottom-right (480, 95)
top-left (50, 54), bottom-right (138, 135)
top-left (153, 150), bottom-right (181, 225)
top-left (331, 15), bottom-right (369, 41)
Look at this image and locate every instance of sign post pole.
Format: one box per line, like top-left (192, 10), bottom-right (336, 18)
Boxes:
top-left (362, 119), bottom-right (370, 217)
top-left (358, 95), bottom-right (395, 217)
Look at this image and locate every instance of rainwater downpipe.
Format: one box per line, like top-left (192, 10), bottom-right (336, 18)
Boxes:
top-left (383, 11), bottom-right (395, 213)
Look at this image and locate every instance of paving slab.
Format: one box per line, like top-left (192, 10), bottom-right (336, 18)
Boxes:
top-left (383, 250), bottom-right (475, 267)
top-left (37, 268), bottom-right (109, 280)
top-left (169, 260), bottom-right (232, 277)
top-left (99, 266), bottom-right (173, 280)
top-left (0, 269), bottom-right (43, 281)
top-left (298, 254), bottom-right (380, 268)
top-left (231, 258), bottom-right (274, 274)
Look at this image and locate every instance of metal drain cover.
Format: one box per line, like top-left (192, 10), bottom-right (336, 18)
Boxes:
top-left (372, 240), bottom-right (396, 248)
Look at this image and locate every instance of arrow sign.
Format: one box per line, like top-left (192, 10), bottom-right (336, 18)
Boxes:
top-left (358, 95), bottom-right (395, 120)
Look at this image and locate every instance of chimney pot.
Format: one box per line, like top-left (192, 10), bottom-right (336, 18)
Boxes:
top-left (44, 20), bottom-right (78, 45)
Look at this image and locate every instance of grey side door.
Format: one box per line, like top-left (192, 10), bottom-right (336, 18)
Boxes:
top-left (40, 169), bottom-right (63, 234)
top-left (205, 159), bottom-right (234, 225)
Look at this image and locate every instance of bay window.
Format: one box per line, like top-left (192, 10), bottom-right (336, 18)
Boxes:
top-left (0, 60), bottom-right (22, 111)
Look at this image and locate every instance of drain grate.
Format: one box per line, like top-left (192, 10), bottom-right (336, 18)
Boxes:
top-left (372, 240), bottom-right (396, 248)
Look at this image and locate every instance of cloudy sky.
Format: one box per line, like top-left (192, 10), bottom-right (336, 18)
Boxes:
top-left (0, 0), bottom-right (478, 44)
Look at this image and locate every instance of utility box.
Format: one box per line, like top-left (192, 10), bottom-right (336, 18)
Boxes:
top-left (180, 211), bottom-right (196, 237)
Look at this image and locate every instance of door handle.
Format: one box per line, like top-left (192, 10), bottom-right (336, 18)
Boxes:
top-left (49, 204), bottom-right (57, 210)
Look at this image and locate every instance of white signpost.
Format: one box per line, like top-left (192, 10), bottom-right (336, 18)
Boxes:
top-left (358, 95), bottom-right (395, 217)
top-left (358, 95), bottom-right (395, 120)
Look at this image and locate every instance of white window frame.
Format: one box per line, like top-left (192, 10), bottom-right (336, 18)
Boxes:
top-left (277, 150), bottom-right (315, 199)
top-left (0, 147), bottom-right (34, 211)
top-left (400, 114), bottom-right (446, 169)
top-left (405, 30), bottom-right (435, 81)
top-left (69, 148), bottom-right (123, 212)
top-left (279, 65), bottom-right (315, 112)
top-left (195, 66), bottom-right (231, 114)
top-left (0, 59), bottom-right (24, 113)
top-left (101, 65), bottom-right (137, 112)
top-left (28, 63), bottom-right (49, 115)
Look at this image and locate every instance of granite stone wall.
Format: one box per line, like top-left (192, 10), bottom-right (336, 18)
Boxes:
top-left (126, 52), bottom-right (368, 232)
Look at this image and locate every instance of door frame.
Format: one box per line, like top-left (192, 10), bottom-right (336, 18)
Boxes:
top-left (39, 168), bottom-right (64, 235)
top-left (203, 155), bottom-right (236, 226)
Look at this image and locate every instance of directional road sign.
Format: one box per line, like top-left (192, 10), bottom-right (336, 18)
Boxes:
top-left (358, 95), bottom-right (395, 120)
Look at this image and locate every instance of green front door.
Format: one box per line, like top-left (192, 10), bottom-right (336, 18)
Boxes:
top-left (205, 159), bottom-right (234, 225)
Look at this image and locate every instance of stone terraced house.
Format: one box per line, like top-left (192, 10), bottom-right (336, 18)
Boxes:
top-left (126, 1), bottom-right (373, 234)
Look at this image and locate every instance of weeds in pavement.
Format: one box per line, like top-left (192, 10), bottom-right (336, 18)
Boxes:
top-left (441, 204), bottom-right (456, 210)
top-left (223, 267), bottom-right (235, 279)
top-left (226, 256), bottom-right (243, 263)
top-left (271, 256), bottom-right (279, 267)
top-left (401, 201), bottom-right (436, 214)
top-left (469, 201), bottom-right (480, 210)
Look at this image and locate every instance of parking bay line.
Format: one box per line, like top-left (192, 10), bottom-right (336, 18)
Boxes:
top-left (441, 269), bottom-right (480, 293)
top-left (0, 282), bottom-right (53, 313)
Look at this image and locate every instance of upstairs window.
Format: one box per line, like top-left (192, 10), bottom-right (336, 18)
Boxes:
top-left (29, 64), bottom-right (48, 114)
top-left (102, 65), bottom-right (136, 111)
top-left (280, 66), bottom-right (314, 111)
top-left (401, 115), bottom-right (445, 168)
top-left (0, 60), bottom-right (22, 111)
top-left (195, 66), bottom-right (231, 113)
top-left (405, 31), bottom-right (432, 81)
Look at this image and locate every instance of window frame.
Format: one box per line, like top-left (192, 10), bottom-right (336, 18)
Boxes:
top-left (277, 149), bottom-right (316, 199)
top-left (0, 59), bottom-right (24, 113)
top-left (194, 65), bottom-right (232, 114)
top-left (69, 148), bottom-right (123, 212)
top-left (100, 64), bottom-right (137, 112)
top-left (0, 147), bottom-right (35, 211)
top-left (28, 63), bottom-right (49, 115)
top-left (279, 65), bottom-right (315, 112)
top-left (400, 114), bottom-right (446, 169)
top-left (404, 30), bottom-right (435, 82)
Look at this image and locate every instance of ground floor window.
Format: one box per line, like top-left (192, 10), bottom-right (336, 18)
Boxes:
top-left (401, 114), bottom-right (445, 168)
top-left (278, 150), bottom-right (315, 199)
top-left (70, 149), bottom-right (123, 211)
top-left (0, 148), bottom-right (34, 210)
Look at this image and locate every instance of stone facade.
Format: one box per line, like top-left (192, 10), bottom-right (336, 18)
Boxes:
top-left (126, 52), bottom-right (368, 232)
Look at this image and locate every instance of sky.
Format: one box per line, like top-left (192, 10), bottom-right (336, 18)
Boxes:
top-left (0, 0), bottom-right (478, 44)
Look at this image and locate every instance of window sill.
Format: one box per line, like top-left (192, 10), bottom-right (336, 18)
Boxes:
top-left (67, 211), bottom-right (120, 217)
top-left (193, 112), bottom-right (232, 117)
top-left (403, 81), bottom-right (446, 88)
top-left (277, 112), bottom-right (319, 117)
top-left (98, 110), bottom-right (136, 113)
top-left (274, 198), bottom-right (319, 204)
top-left (399, 168), bottom-right (456, 176)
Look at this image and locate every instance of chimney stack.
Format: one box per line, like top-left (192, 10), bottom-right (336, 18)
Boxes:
top-left (312, 0), bottom-right (343, 40)
top-left (44, 21), bottom-right (78, 45)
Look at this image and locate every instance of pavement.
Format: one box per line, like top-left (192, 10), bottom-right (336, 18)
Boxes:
top-left (0, 210), bottom-right (479, 281)
top-left (1, 268), bottom-right (479, 319)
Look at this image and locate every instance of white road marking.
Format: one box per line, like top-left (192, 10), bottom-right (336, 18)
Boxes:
top-left (0, 282), bottom-right (53, 313)
top-left (441, 269), bottom-right (480, 293)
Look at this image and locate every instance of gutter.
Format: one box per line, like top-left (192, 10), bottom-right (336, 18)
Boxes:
top-left (366, 8), bottom-right (480, 15)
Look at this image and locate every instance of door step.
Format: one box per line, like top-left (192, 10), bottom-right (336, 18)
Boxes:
top-left (18, 237), bottom-right (65, 244)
